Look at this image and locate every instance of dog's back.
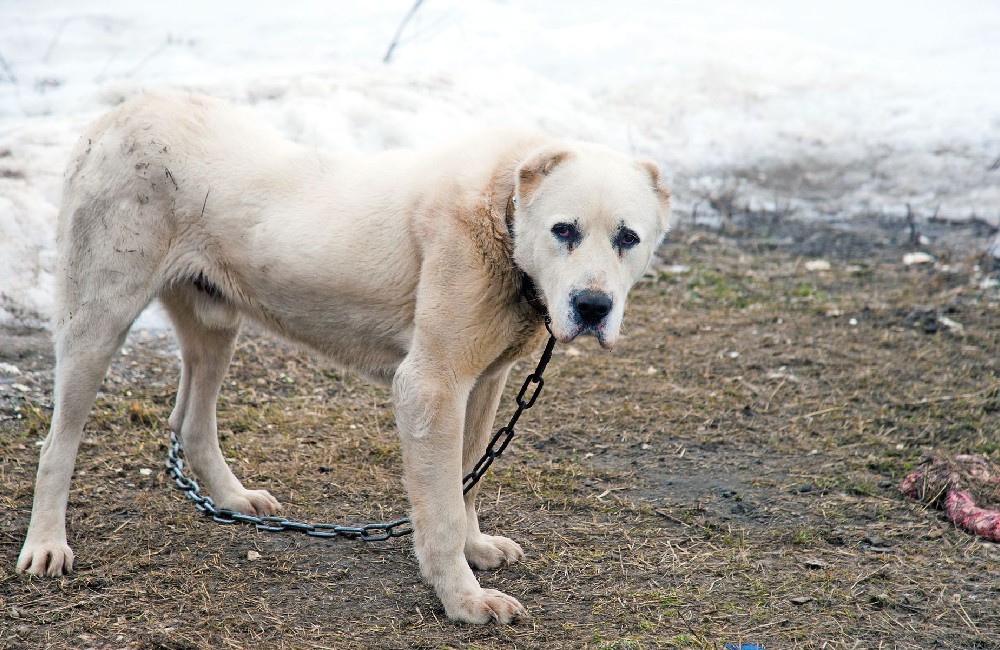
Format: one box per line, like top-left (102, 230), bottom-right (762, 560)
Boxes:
top-left (54, 92), bottom-right (430, 377)
top-left (58, 92), bottom-right (299, 269)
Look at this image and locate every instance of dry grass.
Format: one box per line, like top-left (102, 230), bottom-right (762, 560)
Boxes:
top-left (2, 219), bottom-right (1000, 649)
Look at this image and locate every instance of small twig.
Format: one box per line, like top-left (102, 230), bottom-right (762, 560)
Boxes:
top-left (38, 594), bottom-right (113, 615)
top-left (849, 563), bottom-right (889, 593)
top-left (953, 595), bottom-right (980, 635)
top-left (799, 406), bottom-right (843, 420)
top-left (892, 384), bottom-right (999, 407)
top-left (123, 37), bottom-right (171, 79)
top-left (302, 642), bottom-right (340, 650)
top-left (673, 605), bottom-right (712, 648)
top-left (762, 378), bottom-right (786, 413)
top-left (0, 51), bottom-right (17, 84)
top-left (776, 405), bottom-right (844, 433)
top-left (732, 375), bottom-right (762, 396)
top-left (741, 618), bottom-right (792, 634)
top-left (654, 509), bottom-right (691, 527)
top-left (383, 0), bottom-right (425, 64)
top-left (43, 19), bottom-right (71, 63)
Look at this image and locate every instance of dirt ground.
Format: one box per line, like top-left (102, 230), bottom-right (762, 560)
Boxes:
top-left (2, 216), bottom-right (1000, 650)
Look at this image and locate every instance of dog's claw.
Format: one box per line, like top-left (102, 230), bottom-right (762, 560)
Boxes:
top-left (216, 488), bottom-right (282, 517)
top-left (17, 539), bottom-right (75, 577)
top-left (445, 588), bottom-right (529, 624)
top-left (465, 534), bottom-right (524, 570)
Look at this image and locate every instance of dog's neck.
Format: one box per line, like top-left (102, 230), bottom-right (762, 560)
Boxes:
top-left (505, 192), bottom-right (548, 317)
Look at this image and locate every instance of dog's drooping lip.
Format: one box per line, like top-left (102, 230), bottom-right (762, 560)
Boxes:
top-left (554, 322), bottom-right (615, 349)
top-left (577, 332), bottom-right (613, 349)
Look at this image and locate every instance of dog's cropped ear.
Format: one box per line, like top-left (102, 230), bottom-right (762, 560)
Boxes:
top-left (637, 158), bottom-right (671, 221)
top-left (516, 149), bottom-right (573, 203)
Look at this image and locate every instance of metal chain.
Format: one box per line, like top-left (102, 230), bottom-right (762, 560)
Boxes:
top-left (164, 330), bottom-right (558, 542)
top-left (461, 331), bottom-right (556, 494)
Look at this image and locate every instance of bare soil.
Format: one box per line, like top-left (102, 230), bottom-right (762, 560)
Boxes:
top-left (2, 217), bottom-right (1000, 650)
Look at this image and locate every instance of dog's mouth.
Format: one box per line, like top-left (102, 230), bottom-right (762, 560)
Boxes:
top-left (557, 322), bottom-right (616, 350)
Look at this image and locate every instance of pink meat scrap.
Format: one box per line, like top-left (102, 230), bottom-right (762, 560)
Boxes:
top-left (899, 454), bottom-right (1000, 542)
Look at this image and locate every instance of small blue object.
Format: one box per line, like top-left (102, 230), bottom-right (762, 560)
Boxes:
top-left (724, 644), bottom-right (766, 650)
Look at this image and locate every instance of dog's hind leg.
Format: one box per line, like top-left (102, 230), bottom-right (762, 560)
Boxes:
top-left (460, 364), bottom-right (525, 571)
top-left (160, 290), bottom-right (281, 517)
top-left (17, 262), bottom-right (154, 577)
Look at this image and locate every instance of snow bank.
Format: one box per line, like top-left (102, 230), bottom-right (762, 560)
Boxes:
top-left (1, 0), bottom-right (999, 326)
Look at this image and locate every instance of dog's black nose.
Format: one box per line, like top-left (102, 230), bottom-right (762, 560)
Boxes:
top-left (573, 291), bottom-right (612, 325)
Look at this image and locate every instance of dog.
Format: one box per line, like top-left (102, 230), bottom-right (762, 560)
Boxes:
top-left (16, 92), bottom-right (670, 624)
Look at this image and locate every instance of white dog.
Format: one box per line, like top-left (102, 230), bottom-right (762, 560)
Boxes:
top-left (16, 92), bottom-right (670, 624)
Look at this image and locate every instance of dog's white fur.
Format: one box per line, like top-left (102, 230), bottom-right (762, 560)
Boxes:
top-left (16, 92), bottom-right (669, 624)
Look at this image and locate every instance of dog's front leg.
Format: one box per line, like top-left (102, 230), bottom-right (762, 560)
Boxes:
top-left (393, 353), bottom-right (527, 624)
top-left (461, 364), bottom-right (525, 570)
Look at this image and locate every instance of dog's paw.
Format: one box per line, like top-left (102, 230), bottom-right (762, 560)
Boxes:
top-left (444, 588), bottom-right (528, 624)
top-left (465, 534), bottom-right (524, 570)
top-left (216, 488), bottom-right (282, 517)
top-left (16, 539), bottom-right (75, 577)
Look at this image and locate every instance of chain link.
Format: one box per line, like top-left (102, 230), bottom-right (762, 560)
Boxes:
top-left (165, 330), bottom-right (558, 542)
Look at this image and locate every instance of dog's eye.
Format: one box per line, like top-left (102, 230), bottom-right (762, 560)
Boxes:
top-left (551, 222), bottom-right (581, 245)
top-left (615, 228), bottom-right (640, 250)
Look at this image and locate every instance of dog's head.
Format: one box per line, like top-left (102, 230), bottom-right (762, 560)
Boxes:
top-left (511, 143), bottom-right (670, 349)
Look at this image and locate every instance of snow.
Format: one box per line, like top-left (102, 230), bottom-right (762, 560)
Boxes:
top-left (1, 0), bottom-right (999, 326)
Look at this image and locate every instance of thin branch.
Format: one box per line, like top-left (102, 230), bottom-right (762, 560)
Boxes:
top-left (43, 19), bottom-right (71, 63)
top-left (0, 51), bottom-right (17, 84)
top-left (112, 37), bottom-right (171, 81)
top-left (383, 0), bottom-right (425, 64)
top-left (891, 383), bottom-right (1000, 407)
